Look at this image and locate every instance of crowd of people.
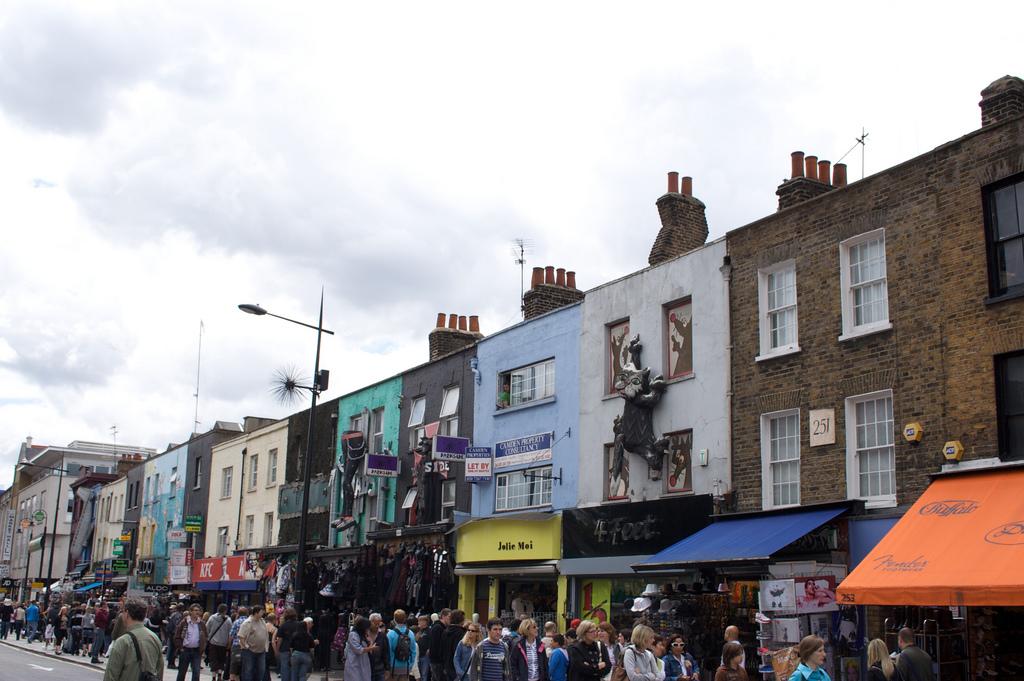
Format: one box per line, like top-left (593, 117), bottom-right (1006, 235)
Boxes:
top-left (0, 597), bottom-right (938, 681)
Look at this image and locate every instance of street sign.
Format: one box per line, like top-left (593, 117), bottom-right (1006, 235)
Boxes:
top-left (32, 510), bottom-right (46, 524)
top-left (184, 515), bottom-right (203, 533)
top-left (112, 542), bottom-right (125, 557)
top-left (112, 559), bottom-right (130, 571)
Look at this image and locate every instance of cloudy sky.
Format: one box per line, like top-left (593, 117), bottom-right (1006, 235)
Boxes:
top-left (0, 1), bottom-right (1019, 485)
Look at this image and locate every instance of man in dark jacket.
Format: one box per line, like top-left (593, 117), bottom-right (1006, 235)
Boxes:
top-left (428, 609), bottom-right (451, 681)
top-left (173, 604), bottom-right (208, 681)
top-left (896, 627), bottom-right (935, 681)
top-left (443, 610), bottom-right (468, 681)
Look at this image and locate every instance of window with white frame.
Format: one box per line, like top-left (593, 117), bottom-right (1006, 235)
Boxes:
top-left (371, 408), bottom-right (385, 453)
top-left (221, 467), bottom-right (233, 498)
top-left (495, 466), bottom-right (553, 511)
top-left (193, 456), bottom-right (202, 489)
top-left (440, 386), bottom-right (460, 436)
top-left (350, 413), bottom-right (365, 434)
top-left (244, 515), bottom-right (254, 547)
top-left (268, 449), bottom-right (278, 485)
top-left (217, 526), bottom-right (229, 556)
top-left (758, 262), bottom-right (799, 358)
top-left (840, 230), bottom-right (890, 338)
top-left (499, 359), bottom-right (555, 408)
top-left (408, 397), bottom-right (426, 449)
top-left (845, 390), bottom-right (896, 506)
top-left (263, 512), bottom-right (274, 546)
top-left (761, 410), bottom-right (801, 508)
top-left (248, 454), bottom-right (258, 490)
top-left (442, 479), bottom-right (456, 519)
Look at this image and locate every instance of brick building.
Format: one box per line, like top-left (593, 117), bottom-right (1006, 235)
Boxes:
top-left (727, 75), bottom-right (1024, 515)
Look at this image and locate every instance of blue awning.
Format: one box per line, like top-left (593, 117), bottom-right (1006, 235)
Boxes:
top-left (220, 580), bottom-right (259, 592)
top-left (195, 582), bottom-right (221, 591)
top-left (75, 582), bottom-right (103, 593)
top-left (633, 506), bottom-right (847, 570)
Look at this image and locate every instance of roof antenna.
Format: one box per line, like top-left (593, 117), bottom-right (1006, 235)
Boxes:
top-left (837, 127), bottom-right (870, 180)
top-left (110, 425), bottom-right (118, 447)
top-left (511, 238), bottom-right (534, 319)
top-left (193, 319), bottom-right (204, 434)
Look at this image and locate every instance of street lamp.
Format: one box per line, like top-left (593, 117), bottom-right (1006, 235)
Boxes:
top-left (239, 293), bottom-right (334, 614)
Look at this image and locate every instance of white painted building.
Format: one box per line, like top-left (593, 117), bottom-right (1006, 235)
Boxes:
top-left (205, 419), bottom-right (287, 558)
top-left (577, 236), bottom-right (732, 505)
top-left (92, 476), bottom-right (128, 563)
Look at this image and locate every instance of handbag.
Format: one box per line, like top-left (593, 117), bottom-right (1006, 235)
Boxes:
top-left (128, 631), bottom-right (161, 681)
top-left (609, 642), bottom-right (628, 681)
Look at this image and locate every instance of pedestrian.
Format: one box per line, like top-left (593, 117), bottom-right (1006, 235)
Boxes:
top-left (542, 622), bottom-right (558, 658)
top-left (416, 614), bottom-right (433, 681)
top-left (548, 635), bottom-right (569, 681)
top-left (443, 611), bottom-right (468, 681)
top-left (25, 600), bottom-right (40, 643)
top-left (623, 625), bottom-right (659, 681)
top-left (721, 627), bottom-right (745, 668)
top-left (167, 603), bottom-right (184, 669)
top-left (454, 623), bottom-right (482, 681)
top-left (662, 634), bottom-right (698, 681)
top-left (714, 642), bottom-right (747, 681)
top-left (174, 603), bottom-right (208, 681)
top-left (264, 611), bottom-right (279, 681)
top-left (512, 618), bottom-right (548, 681)
top-left (0, 598), bottom-right (13, 639)
top-left (345, 616), bottom-right (376, 681)
top-left (83, 606), bottom-right (96, 655)
top-left (567, 621), bottom-right (609, 681)
top-left (368, 613), bottom-right (391, 681)
top-left (51, 604), bottom-right (69, 655)
top-left (92, 601), bottom-right (111, 663)
top-left (14, 601), bottom-right (26, 640)
top-left (595, 623), bottom-right (620, 679)
top-left (101, 598), bottom-right (164, 681)
top-left (317, 609), bottom-right (337, 672)
top-left (207, 604), bottom-right (234, 681)
top-left (428, 609), bottom-right (451, 681)
top-left (69, 604), bottom-right (85, 655)
top-left (867, 639), bottom-right (903, 681)
top-left (289, 617), bottom-right (318, 681)
top-left (238, 605), bottom-right (270, 681)
top-left (274, 608), bottom-right (299, 681)
top-left (786, 636), bottom-right (828, 681)
top-left (229, 606), bottom-right (250, 681)
top-left (895, 628), bottom-right (933, 681)
top-left (468, 618), bottom-right (513, 681)
top-left (389, 609), bottom-right (419, 681)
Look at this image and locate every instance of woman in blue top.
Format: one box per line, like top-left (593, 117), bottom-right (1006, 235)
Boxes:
top-left (788, 636), bottom-right (830, 681)
top-left (454, 623), bottom-right (482, 681)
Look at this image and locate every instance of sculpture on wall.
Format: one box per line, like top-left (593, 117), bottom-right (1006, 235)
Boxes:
top-left (339, 430), bottom-right (366, 518)
top-left (611, 335), bottom-right (669, 480)
top-left (409, 434), bottom-right (442, 524)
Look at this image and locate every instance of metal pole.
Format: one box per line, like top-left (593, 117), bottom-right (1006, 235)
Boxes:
top-left (293, 290), bottom-right (324, 615)
top-left (45, 456), bottom-right (64, 601)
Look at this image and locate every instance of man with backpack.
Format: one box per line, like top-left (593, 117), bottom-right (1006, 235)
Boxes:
top-left (388, 609), bottom-right (419, 681)
top-left (102, 598), bottom-right (164, 681)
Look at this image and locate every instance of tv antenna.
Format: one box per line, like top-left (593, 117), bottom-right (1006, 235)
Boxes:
top-left (511, 238), bottom-right (534, 318)
top-left (110, 425), bottom-right (118, 446)
top-left (193, 319), bottom-right (204, 433)
top-left (836, 127), bottom-right (870, 180)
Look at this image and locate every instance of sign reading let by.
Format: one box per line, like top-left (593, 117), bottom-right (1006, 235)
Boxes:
top-left (457, 515), bottom-right (561, 563)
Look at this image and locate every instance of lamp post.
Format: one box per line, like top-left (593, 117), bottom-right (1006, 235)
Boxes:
top-left (239, 293), bottom-right (334, 614)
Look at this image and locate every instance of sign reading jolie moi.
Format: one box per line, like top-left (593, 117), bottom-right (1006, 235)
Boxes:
top-left (465, 447), bottom-right (493, 482)
top-left (494, 432), bottom-right (553, 470)
top-left (365, 453), bottom-right (399, 477)
top-left (433, 435), bottom-right (470, 462)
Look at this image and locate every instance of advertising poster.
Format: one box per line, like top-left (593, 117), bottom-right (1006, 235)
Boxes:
top-left (494, 432), bottom-right (553, 470)
top-left (796, 575), bottom-right (838, 613)
top-left (759, 578), bottom-right (796, 612)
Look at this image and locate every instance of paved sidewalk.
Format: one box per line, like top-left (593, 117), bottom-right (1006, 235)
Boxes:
top-left (0, 636), bottom-right (344, 681)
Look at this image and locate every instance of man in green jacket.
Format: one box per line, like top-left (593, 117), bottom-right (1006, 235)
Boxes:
top-left (103, 598), bottom-right (164, 681)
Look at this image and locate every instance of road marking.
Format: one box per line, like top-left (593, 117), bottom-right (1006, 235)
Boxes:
top-left (29, 663), bottom-right (54, 671)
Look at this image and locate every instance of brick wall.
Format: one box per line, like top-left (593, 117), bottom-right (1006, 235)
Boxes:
top-left (727, 113), bottom-right (1024, 512)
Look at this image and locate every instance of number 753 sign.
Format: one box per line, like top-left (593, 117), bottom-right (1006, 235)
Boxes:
top-left (809, 408), bottom-right (836, 446)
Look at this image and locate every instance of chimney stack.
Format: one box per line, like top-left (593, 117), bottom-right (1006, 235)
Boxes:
top-left (523, 264), bottom-right (585, 319)
top-left (777, 150), bottom-right (836, 210)
top-left (429, 312), bottom-right (483, 360)
top-left (980, 75), bottom-right (1024, 127)
top-left (833, 163), bottom-right (848, 188)
top-left (649, 171), bottom-right (709, 266)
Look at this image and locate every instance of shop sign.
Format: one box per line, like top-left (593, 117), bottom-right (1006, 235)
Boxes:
top-left (184, 515), bottom-right (203, 533)
top-left (561, 494), bottom-right (713, 558)
top-left (31, 581), bottom-right (45, 589)
top-left (0, 566), bottom-right (7, 579)
top-left (170, 548), bottom-right (189, 566)
top-left (120, 533), bottom-right (132, 542)
top-left (144, 584), bottom-right (171, 593)
top-left (169, 565), bottom-right (191, 585)
top-left (112, 541), bottom-right (125, 557)
top-left (2, 510), bottom-right (14, 561)
top-left (433, 435), bottom-right (470, 462)
top-left (112, 559), bottom-right (130, 572)
top-left (457, 514), bottom-right (561, 563)
top-left (167, 528), bottom-right (187, 542)
top-left (192, 554), bottom-right (262, 583)
top-left (365, 453), bottom-right (399, 477)
top-left (0, 578), bottom-right (13, 588)
top-left (465, 447), bottom-right (493, 482)
top-left (493, 432), bottom-right (552, 470)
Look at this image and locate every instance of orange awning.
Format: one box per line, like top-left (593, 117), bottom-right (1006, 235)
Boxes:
top-left (837, 467), bottom-right (1024, 606)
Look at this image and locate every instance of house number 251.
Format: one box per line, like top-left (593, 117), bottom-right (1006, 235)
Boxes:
top-left (809, 408), bottom-right (836, 446)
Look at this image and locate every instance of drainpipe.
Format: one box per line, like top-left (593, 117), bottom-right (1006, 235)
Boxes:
top-left (719, 254), bottom-right (734, 511)
top-left (234, 448), bottom-right (247, 552)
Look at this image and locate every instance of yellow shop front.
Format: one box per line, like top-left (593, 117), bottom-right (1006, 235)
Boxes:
top-left (454, 513), bottom-right (565, 627)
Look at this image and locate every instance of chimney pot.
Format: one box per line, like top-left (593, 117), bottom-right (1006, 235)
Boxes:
top-left (680, 176), bottom-right (693, 197)
top-left (531, 266), bottom-right (543, 288)
top-left (833, 163), bottom-right (848, 187)
top-left (566, 271), bottom-right (577, 289)
top-left (435, 313), bottom-right (446, 328)
top-left (556, 268), bottom-right (566, 286)
top-left (818, 160), bottom-right (831, 186)
top-left (805, 155), bottom-right (818, 181)
top-left (667, 171), bottom-right (679, 194)
top-left (544, 266), bottom-right (555, 284)
top-left (469, 315), bottom-right (480, 333)
top-left (458, 315), bottom-right (467, 331)
top-left (791, 151), bottom-right (805, 178)
top-left (447, 313), bottom-right (458, 329)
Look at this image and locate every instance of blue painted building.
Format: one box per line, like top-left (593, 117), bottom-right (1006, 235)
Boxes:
top-left (457, 295), bottom-right (581, 624)
top-left (137, 443), bottom-right (189, 586)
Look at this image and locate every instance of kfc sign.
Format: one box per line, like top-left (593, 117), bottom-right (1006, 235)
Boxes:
top-left (192, 554), bottom-right (263, 583)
